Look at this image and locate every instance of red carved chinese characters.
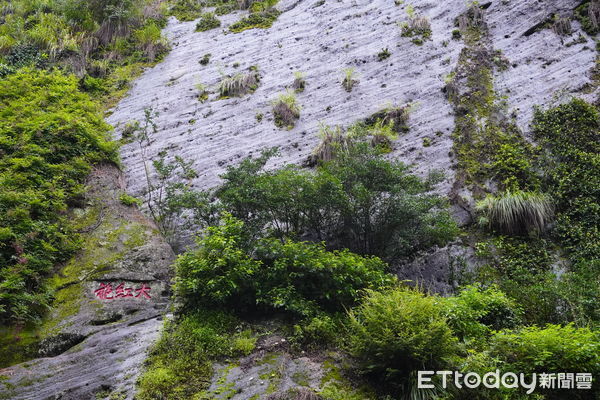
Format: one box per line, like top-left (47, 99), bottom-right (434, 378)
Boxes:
top-left (94, 282), bottom-right (151, 300)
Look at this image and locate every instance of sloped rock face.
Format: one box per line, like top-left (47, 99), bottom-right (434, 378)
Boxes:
top-left (107, 0), bottom-right (596, 234)
top-left (0, 164), bottom-right (174, 400)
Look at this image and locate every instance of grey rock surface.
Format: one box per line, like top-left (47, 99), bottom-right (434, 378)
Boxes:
top-left (1, 164), bottom-right (175, 400)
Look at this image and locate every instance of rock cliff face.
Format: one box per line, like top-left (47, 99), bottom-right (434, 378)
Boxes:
top-left (1, 0), bottom-right (597, 398)
top-left (107, 0), bottom-right (596, 204)
top-left (1, 165), bottom-right (174, 400)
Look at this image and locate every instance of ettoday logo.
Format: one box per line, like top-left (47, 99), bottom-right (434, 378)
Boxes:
top-left (418, 370), bottom-right (593, 393)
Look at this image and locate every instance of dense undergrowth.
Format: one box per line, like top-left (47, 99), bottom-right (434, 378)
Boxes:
top-left (0, 69), bottom-right (117, 324)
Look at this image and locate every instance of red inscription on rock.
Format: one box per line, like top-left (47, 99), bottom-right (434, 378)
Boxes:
top-left (94, 282), bottom-right (151, 300)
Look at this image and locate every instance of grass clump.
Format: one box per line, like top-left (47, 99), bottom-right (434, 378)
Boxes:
top-left (218, 68), bottom-right (260, 97)
top-left (476, 191), bottom-right (554, 235)
top-left (195, 83), bottom-right (209, 102)
top-left (272, 90), bottom-right (301, 128)
top-left (399, 7), bottom-right (432, 45)
top-left (196, 12), bottom-right (221, 32)
top-left (341, 68), bottom-right (358, 92)
top-left (291, 71), bottom-right (306, 93)
top-left (377, 48), bottom-right (391, 61)
top-left (309, 124), bottom-right (351, 165)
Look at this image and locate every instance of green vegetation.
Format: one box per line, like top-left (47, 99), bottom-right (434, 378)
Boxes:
top-left (341, 67), bottom-right (357, 92)
top-left (0, 0), bottom-right (170, 107)
top-left (347, 287), bottom-right (458, 392)
top-left (229, 5), bottom-right (281, 33)
top-left (476, 191), bottom-right (554, 235)
top-left (575, 0), bottom-right (600, 36)
top-left (0, 69), bottom-right (117, 324)
top-left (272, 90), bottom-right (301, 128)
top-left (377, 48), bottom-right (391, 61)
top-left (119, 193), bottom-right (142, 207)
top-left (218, 67), bottom-right (260, 97)
top-left (292, 71), bottom-right (306, 93)
top-left (399, 7), bottom-right (432, 45)
top-left (215, 145), bottom-right (457, 258)
top-left (175, 214), bottom-right (395, 317)
top-left (195, 12), bottom-right (221, 32)
top-left (137, 309), bottom-right (251, 399)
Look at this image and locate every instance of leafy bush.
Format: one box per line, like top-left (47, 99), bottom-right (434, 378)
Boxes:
top-left (134, 22), bottom-right (169, 61)
top-left (195, 12), bottom-right (221, 32)
top-left (217, 145), bottom-right (458, 258)
top-left (0, 69), bottom-right (116, 323)
top-left (346, 287), bottom-right (458, 391)
top-left (175, 214), bottom-right (395, 317)
top-left (475, 190), bottom-right (554, 235)
top-left (489, 324), bottom-right (600, 395)
top-left (272, 90), bottom-right (301, 128)
top-left (442, 285), bottom-right (522, 341)
top-left (119, 193), bottom-right (141, 207)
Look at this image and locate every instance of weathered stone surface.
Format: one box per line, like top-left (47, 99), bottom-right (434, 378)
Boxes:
top-left (0, 164), bottom-right (174, 400)
top-left (393, 244), bottom-right (479, 296)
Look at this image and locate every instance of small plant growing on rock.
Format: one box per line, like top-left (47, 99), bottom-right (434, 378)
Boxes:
top-left (476, 191), bottom-right (554, 235)
top-left (119, 193), bottom-right (142, 207)
top-left (552, 17), bottom-right (572, 36)
top-left (369, 120), bottom-right (398, 151)
top-left (377, 47), bottom-right (391, 61)
top-left (291, 71), bottom-right (306, 93)
top-left (199, 53), bottom-right (211, 65)
top-left (308, 124), bottom-right (350, 165)
top-left (272, 90), bottom-right (300, 129)
top-left (342, 67), bottom-right (358, 92)
top-left (195, 82), bottom-right (209, 102)
top-left (196, 13), bottom-right (221, 32)
top-left (218, 67), bottom-right (260, 97)
top-left (400, 7), bottom-right (432, 45)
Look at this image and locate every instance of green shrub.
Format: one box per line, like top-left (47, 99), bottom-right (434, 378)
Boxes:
top-left (119, 193), bottom-right (142, 207)
top-left (175, 214), bottom-right (394, 317)
top-left (134, 22), bottom-right (169, 61)
top-left (217, 145), bottom-right (458, 258)
top-left (533, 99), bottom-right (600, 262)
top-left (0, 68), bottom-right (116, 324)
top-left (229, 8), bottom-right (280, 33)
top-left (475, 190), bottom-right (554, 235)
top-left (168, 0), bottom-right (204, 21)
top-left (442, 285), bottom-right (522, 341)
top-left (195, 12), bottom-right (221, 32)
top-left (346, 287), bottom-right (458, 391)
top-left (490, 324), bottom-right (600, 379)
